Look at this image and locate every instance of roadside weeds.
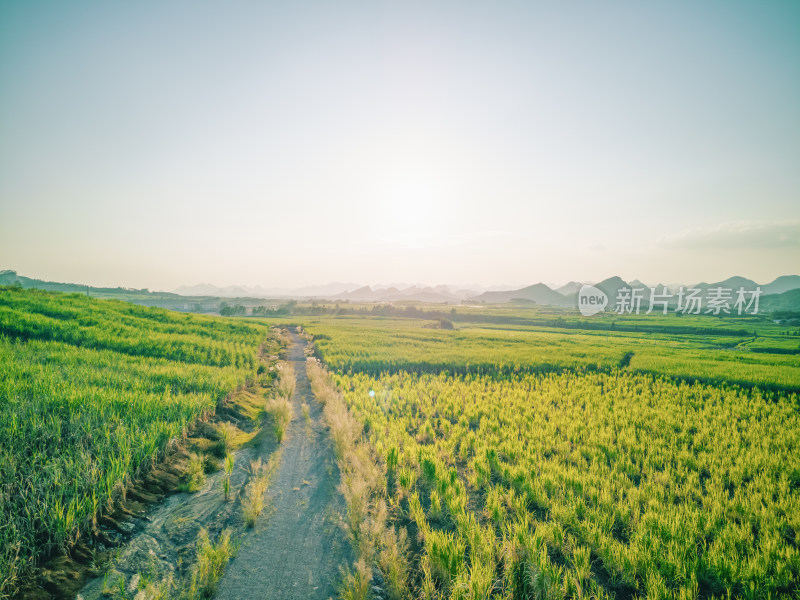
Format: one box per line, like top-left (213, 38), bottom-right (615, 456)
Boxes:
top-left (305, 349), bottom-right (413, 600)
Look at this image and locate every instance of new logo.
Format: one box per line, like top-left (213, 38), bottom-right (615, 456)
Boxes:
top-left (578, 284), bottom-right (608, 316)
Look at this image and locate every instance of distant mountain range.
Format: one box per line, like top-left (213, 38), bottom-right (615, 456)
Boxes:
top-left (173, 275), bottom-right (800, 304)
top-left (172, 282), bottom-right (519, 301)
top-left (173, 282), bottom-right (362, 298)
top-left (480, 275), bottom-right (800, 311)
top-left (3, 269), bottom-right (800, 312)
top-left (470, 283), bottom-right (572, 305)
top-left (171, 275), bottom-right (800, 306)
top-left (762, 275), bottom-right (800, 296)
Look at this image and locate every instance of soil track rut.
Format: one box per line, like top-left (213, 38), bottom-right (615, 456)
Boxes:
top-left (215, 332), bottom-right (349, 599)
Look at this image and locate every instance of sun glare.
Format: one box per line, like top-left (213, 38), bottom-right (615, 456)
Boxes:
top-left (380, 178), bottom-right (446, 248)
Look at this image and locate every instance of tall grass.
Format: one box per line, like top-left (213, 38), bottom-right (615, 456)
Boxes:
top-left (265, 397), bottom-right (292, 442)
top-left (305, 357), bottom-right (413, 599)
top-left (223, 453), bottom-right (235, 501)
top-left (216, 422), bottom-right (238, 453)
top-left (0, 288), bottom-right (268, 595)
top-left (307, 317), bottom-right (800, 390)
top-left (182, 452), bottom-right (207, 492)
top-left (335, 369), bottom-right (800, 598)
top-left (338, 559), bottom-right (372, 600)
top-left (300, 316), bottom-right (800, 599)
top-left (242, 457), bottom-right (277, 528)
top-left (276, 361), bottom-right (296, 399)
top-left (187, 528), bottom-right (235, 598)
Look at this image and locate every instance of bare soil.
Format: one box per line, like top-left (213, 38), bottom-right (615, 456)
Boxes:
top-left (214, 332), bottom-right (351, 599)
top-left (56, 343), bottom-right (284, 599)
top-left (73, 394), bottom-right (282, 599)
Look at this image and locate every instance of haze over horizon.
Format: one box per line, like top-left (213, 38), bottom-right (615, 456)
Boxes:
top-left (2, 1), bottom-right (798, 291)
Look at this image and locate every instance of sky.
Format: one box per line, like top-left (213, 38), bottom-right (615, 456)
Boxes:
top-left (1, 1), bottom-right (798, 291)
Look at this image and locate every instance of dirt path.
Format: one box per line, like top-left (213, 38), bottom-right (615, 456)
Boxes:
top-left (215, 332), bottom-right (350, 600)
top-left (76, 375), bottom-right (284, 600)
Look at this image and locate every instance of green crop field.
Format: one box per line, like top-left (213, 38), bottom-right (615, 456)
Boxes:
top-left (0, 288), bottom-right (271, 595)
top-left (298, 312), bottom-right (800, 391)
top-left (3, 289), bottom-right (799, 599)
top-left (291, 307), bottom-right (800, 599)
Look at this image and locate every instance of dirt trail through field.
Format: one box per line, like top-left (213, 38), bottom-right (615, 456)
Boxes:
top-left (75, 333), bottom-right (348, 600)
top-left (215, 332), bottom-right (350, 599)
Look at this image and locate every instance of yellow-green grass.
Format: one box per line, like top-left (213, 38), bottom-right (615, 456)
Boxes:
top-left (337, 370), bottom-right (800, 599)
top-left (289, 311), bottom-right (800, 598)
top-left (293, 316), bottom-right (800, 391)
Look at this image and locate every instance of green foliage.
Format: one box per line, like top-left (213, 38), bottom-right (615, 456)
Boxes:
top-left (0, 288), bottom-right (268, 595)
top-left (338, 558), bottom-right (372, 600)
top-left (0, 286), bottom-right (262, 368)
top-left (183, 452), bottom-right (207, 492)
top-left (216, 422), bottom-right (238, 454)
top-left (242, 457), bottom-right (275, 528)
top-left (187, 528), bottom-right (235, 598)
top-left (304, 311), bottom-right (800, 599)
top-left (219, 304), bottom-right (247, 317)
top-left (336, 369), bottom-right (800, 598)
top-left (266, 397), bottom-right (292, 442)
top-left (306, 316), bottom-right (800, 390)
top-left (223, 453), bottom-right (235, 501)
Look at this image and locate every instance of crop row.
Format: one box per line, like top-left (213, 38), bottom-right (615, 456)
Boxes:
top-left (0, 289), bottom-right (270, 595)
top-left (333, 369), bottom-right (799, 598)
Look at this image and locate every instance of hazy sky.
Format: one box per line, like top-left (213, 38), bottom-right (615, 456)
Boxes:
top-left (1, 1), bottom-right (798, 290)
